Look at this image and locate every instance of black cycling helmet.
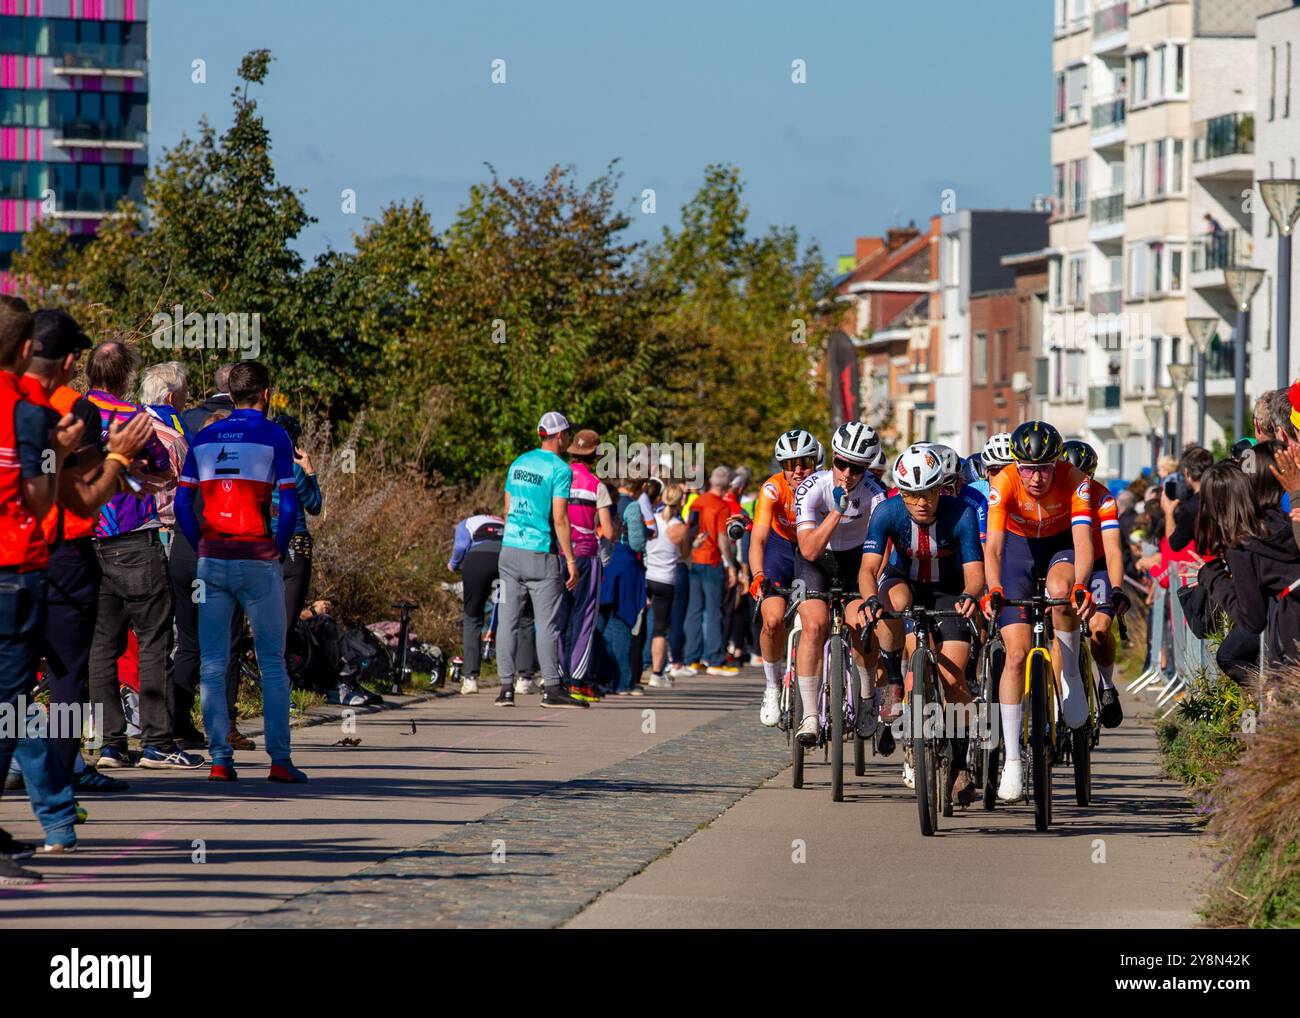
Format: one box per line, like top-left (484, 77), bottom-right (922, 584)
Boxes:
top-left (1060, 439), bottom-right (1098, 477)
top-left (1009, 420), bottom-right (1063, 465)
top-left (273, 413), bottom-right (303, 445)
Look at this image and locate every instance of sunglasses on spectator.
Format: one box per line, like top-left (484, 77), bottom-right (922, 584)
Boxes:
top-left (1017, 463), bottom-right (1056, 478)
top-left (832, 458), bottom-right (867, 475)
top-left (779, 456), bottom-right (817, 471)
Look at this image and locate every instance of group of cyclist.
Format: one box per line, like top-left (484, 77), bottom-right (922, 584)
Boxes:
top-left (746, 418), bottom-right (1128, 807)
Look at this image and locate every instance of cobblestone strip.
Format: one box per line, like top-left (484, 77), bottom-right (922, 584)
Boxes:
top-left (239, 704), bottom-right (791, 927)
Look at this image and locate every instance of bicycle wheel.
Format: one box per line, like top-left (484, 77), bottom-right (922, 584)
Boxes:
top-left (1072, 723), bottom-right (1091, 806)
top-left (850, 656), bottom-right (866, 776)
top-left (980, 639), bottom-right (1001, 811)
top-left (830, 635), bottom-right (845, 802)
top-left (1027, 651), bottom-right (1053, 832)
top-left (910, 649), bottom-right (938, 836)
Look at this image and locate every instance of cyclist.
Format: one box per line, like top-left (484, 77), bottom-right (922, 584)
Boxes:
top-left (868, 444), bottom-right (887, 482)
top-left (752, 429), bottom-right (819, 726)
top-left (973, 432), bottom-right (1015, 501)
top-left (1060, 439), bottom-right (1127, 728)
top-left (861, 446), bottom-right (984, 796)
top-left (792, 421), bottom-right (888, 746)
top-left (982, 420), bottom-right (1096, 802)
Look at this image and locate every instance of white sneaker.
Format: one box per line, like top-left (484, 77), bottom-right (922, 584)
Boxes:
top-left (796, 715), bottom-right (819, 746)
top-left (759, 687), bottom-right (780, 727)
top-left (748, 654), bottom-right (764, 667)
top-left (514, 677), bottom-right (539, 695)
top-left (902, 760), bottom-right (915, 789)
top-left (460, 676), bottom-right (479, 695)
top-left (648, 673), bottom-right (673, 688)
top-left (997, 758), bottom-right (1024, 802)
top-left (670, 664), bottom-right (698, 678)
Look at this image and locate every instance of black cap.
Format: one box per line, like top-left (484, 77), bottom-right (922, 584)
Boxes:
top-left (31, 309), bottom-right (92, 360)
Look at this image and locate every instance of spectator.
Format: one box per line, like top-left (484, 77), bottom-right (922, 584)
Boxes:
top-left (557, 428), bottom-right (613, 693)
top-left (174, 360), bottom-right (306, 782)
top-left (447, 507), bottom-right (505, 696)
top-left (1254, 391), bottom-right (1278, 442)
top-left (600, 478), bottom-right (649, 695)
top-left (0, 297), bottom-right (84, 880)
top-left (1267, 387), bottom-right (1298, 446)
top-left (1165, 445), bottom-right (1213, 553)
top-left (181, 363), bottom-right (236, 437)
top-left (270, 414), bottom-right (323, 644)
top-left (493, 411), bottom-right (585, 709)
top-left (85, 342), bottom-right (198, 771)
top-left (644, 483), bottom-right (689, 688)
top-left (682, 465), bottom-right (739, 676)
top-left (139, 362), bottom-right (189, 545)
top-left (26, 312), bottom-right (150, 800)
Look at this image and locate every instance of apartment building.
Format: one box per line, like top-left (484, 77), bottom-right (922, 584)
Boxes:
top-left (0, 0), bottom-right (148, 290)
top-left (1249, 3), bottom-right (1300, 400)
top-left (1046, 0), bottom-right (1287, 475)
top-left (934, 209), bottom-right (1048, 455)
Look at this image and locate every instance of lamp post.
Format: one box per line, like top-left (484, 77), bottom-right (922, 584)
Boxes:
top-left (1143, 401), bottom-right (1165, 480)
top-left (1185, 316), bottom-right (1219, 447)
top-left (1112, 421), bottom-right (1131, 481)
top-left (1225, 266), bottom-right (1267, 442)
top-left (1156, 384), bottom-right (1176, 462)
top-left (1168, 362), bottom-right (1194, 455)
top-left (1258, 179), bottom-right (1300, 387)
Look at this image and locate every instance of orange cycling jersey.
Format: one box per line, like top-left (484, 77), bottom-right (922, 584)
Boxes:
top-left (987, 462), bottom-right (1092, 539)
top-left (754, 471), bottom-right (798, 543)
top-left (1087, 477), bottom-right (1119, 555)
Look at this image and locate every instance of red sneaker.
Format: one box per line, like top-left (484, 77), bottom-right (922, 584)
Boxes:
top-left (208, 764), bottom-right (238, 782)
top-left (268, 763), bottom-right (309, 784)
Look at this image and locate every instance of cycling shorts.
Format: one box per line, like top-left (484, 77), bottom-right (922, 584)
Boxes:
top-left (878, 570), bottom-right (973, 644)
top-left (1088, 556), bottom-right (1114, 618)
top-left (796, 546), bottom-right (863, 599)
top-left (761, 532), bottom-right (796, 596)
top-left (998, 530), bottom-right (1074, 627)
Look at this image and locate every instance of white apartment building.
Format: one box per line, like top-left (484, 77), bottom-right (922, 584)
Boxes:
top-left (1249, 3), bottom-right (1300, 402)
top-left (1046, 0), bottom-right (1289, 476)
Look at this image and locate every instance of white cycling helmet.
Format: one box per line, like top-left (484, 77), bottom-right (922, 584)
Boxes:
top-left (928, 444), bottom-right (961, 485)
top-left (816, 441), bottom-right (826, 468)
top-left (869, 444), bottom-right (887, 476)
top-left (894, 445), bottom-right (945, 493)
top-left (983, 431), bottom-right (1015, 469)
top-left (830, 421), bottom-right (880, 465)
top-left (773, 428), bottom-right (819, 463)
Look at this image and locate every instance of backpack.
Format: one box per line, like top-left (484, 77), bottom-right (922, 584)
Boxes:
top-left (340, 626), bottom-right (394, 684)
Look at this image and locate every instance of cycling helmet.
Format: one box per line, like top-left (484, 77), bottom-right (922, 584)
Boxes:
top-left (773, 428), bottom-right (819, 463)
top-left (929, 443), bottom-right (961, 485)
top-left (982, 431), bottom-right (1015, 469)
top-left (869, 444), bottom-right (887, 476)
top-left (1009, 420), bottom-right (1063, 464)
top-left (816, 441), bottom-right (826, 468)
top-left (1061, 439), bottom-right (1099, 478)
top-left (830, 421), bottom-right (880, 465)
top-left (894, 445), bottom-right (945, 492)
top-left (960, 454), bottom-right (983, 485)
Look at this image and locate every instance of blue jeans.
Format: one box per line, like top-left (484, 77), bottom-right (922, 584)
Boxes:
top-left (197, 558), bottom-right (291, 767)
top-left (684, 562), bottom-right (725, 667)
top-left (669, 562), bottom-right (689, 663)
top-left (601, 608), bottom-right (635, 692)
top-left (0, 569), bottom-right (77, 846)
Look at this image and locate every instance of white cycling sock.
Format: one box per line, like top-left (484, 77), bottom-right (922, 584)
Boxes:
top-left (1000, 703), bottom-right (1023, 763)
top-left (763, 660), bottom-right (781, 690)
top-left (1097, 662), bottom-right (1115, 689)
top-left (1055, 628), bottom-right (1089, 729)
top-left (797, 675), bottom-right (820, 721)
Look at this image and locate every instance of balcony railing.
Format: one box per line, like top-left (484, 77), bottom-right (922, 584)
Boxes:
top-left (1091, 191), bottom-right (1124, 225)
top-left (1193, 112), bottom-right (1254, 162)
top-left (1092, 97), bottom-right (1126, 130)
top-left (1088, 383), bottom-right (1122, 411)
top-left (1089, 287), bottom-right (1122, 315)
top-left (52, 120), bottom-right (147, 144)
top-left (1205, 339), bottom-right (1247, 380)
top-left (50, 45), bottom-right (148, 72)
top-left (53, 187), bottom-right (144, 213)
top-left (1191, 228), bottom-right (1252, 273)
top-left (1094, 2), bottom-right (1128, 35)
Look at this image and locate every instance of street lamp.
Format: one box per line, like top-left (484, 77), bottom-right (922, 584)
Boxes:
top-left (1156, 384), bottom-right (1177, 465)
top-left (1258, 179), bottom-right (1300, 388)
top-left (1225, 265), bottom-right (1267, 442)
top-left (1143, 401), bottom-right (1165, 479)
top-left (1186, 316), bottom-right (1219, 447)
top-left (1168, 361), bottom-right (1194, 456)
top-left (1112, 421), bottom-right (1131, 481)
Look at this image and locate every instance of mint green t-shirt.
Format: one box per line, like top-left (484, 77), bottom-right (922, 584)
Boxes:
top-left (503, 447), bottom-right (573, 553)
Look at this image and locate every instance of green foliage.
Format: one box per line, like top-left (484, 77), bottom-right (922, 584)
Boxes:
top-left (1156, 673), bottom-right (1250, 791)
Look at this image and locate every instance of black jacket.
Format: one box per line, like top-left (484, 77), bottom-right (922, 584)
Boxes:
top-left (1168, 491), bottom-right (1199, 553)
top-left (181, 394), bottom-right (235, 438)
top-left (1223, 509), bottom-right (1300, 665)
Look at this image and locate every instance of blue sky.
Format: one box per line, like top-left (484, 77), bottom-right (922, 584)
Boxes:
top-left (150, 0), bottom-right (1050, 266)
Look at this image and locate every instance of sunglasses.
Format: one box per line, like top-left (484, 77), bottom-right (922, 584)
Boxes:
top-left (832, 458), bottom-right (867, 475)
top-left (900, 489), bottom-right (940, 504)
top-left (779, 456), bottom-right (817, 471)
top-left (1017, 463), bottom-right (1056, 478)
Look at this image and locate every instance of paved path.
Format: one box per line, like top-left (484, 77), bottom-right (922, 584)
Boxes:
top-left (0, 669), bottom-right (1211, 928)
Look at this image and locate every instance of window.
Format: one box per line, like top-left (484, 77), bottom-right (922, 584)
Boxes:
top-left (1053, 163), bottom-right (1066, 213)
top-left (1069, 253), bottom-right (1086, 307)
top-left (1055, 0), bottom-right (1067, 33)
top-left (1156, 45), bottom-right (1168, 100)
top-left (1064, 350), bottom-right (1085, 402)
top-left (1067, 65), bottom-right (1087, 124)
top-left (996, 329), bottom-right (1010, 383)
top-left (1051, 258), bottom-right (1064, 308)
top-left (1171, 138), bottom-right (1184, 194)
top-left (1128, 243), bottom-right (1147, 298)
top-left (1055, 72), bottom-right (1066, 126)
top-left (1175, 43), bottom-right (1186, 96)
top-left (1127, 338), bottom-right (1149, 395)
top-left (1154, 140), bottom-right (1167, 196)
top-left (1169, 246), bottom-right (1184, 293)
top-left (1151, 241), bottom-right (1165, 292)
top-left (1132, 53), bottom-right (1149, 105)
top-left (972, 423), bottom-right (988, 451)
top-left (1069, 158), bottom-right (1087, 214)
top-left (1128, 143), bottom-right (1147, 201)
top-left (973, 331), bottom-right (989, 385)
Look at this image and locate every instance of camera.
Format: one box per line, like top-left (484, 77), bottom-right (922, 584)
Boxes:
top-left (1163, 472), bottom-right (1192, 502)
top-left (726, 518), bottom-right (751, 542)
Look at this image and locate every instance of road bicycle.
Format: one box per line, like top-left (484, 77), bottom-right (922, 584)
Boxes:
top-left (1055, 605), bottom-right (1127, 807)
top-left (874, 601), bottom-right (977, 837)
top-left (975, 619), bottom-right (1003, 810)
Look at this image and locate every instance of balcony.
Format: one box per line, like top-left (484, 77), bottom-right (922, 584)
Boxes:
top-left (1192, 113), bottom-right (1254, 181)
top-left (50, 45), bottom-right (147, 75)
top-left (1092, 97), bottom-right (1126, 131)
top-left (50, 188), bottom-right (144, 215)
top-left (1090, 191), bottom-right (1124, 226)
top-left (1089, 287), bottom-right (1122, 316)
top-left (50, 120), bottom-right (147, 149)
top-left (1191, 228), bottom-right (1253, 281)
top-left (1088, 384), bottom-right (1122, 412)
top-left (1205, 339), bottom-right (1246, 380)
top-left (1094, 2), bottom-right (1128, 36)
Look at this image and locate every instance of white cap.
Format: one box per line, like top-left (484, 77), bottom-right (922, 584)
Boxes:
top-left (537, 411), bottom-right (570, 437)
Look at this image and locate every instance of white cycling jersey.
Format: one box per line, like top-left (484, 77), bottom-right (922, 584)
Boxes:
top-left (794, 469), bottom-right (888, 552)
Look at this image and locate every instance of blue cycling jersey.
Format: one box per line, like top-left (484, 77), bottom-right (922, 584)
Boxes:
top-left (862, 494), bottom-right (983, 587)
top-left (956, 485), bottom-right (988, 542)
